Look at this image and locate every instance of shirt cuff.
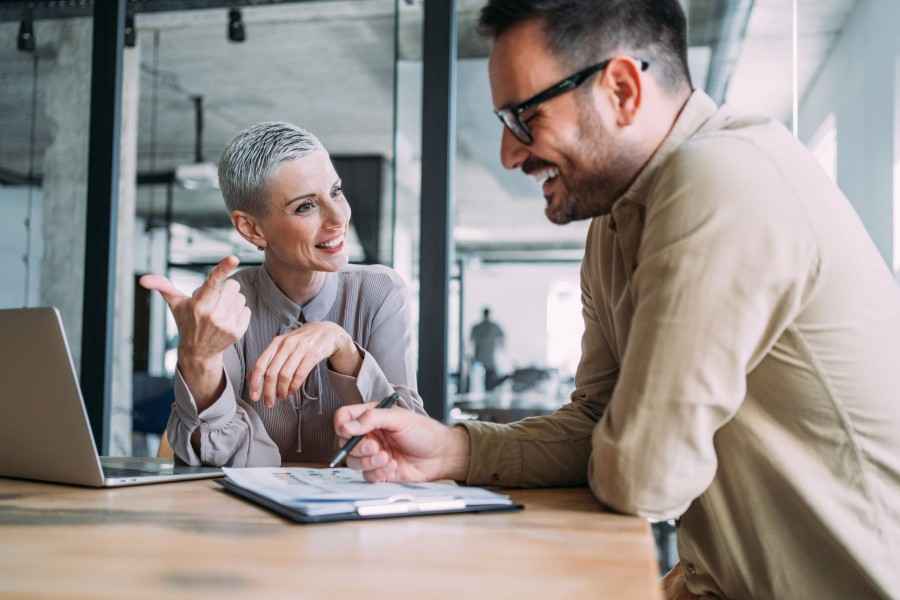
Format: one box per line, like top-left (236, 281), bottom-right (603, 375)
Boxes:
top-left (327, 346), bottom-right (396, 405)
top-left (457, 420), bottom-right (524, 487)
top-left (173, 367), bottom-right (238, 429)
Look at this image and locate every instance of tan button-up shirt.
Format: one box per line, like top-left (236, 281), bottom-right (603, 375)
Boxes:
top-left (168, 264), bottom-right (425, 466)
top-left (460, 91), bottom-right (900, 599)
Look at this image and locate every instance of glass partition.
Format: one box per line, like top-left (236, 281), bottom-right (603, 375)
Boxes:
top-left (129, 1), bottom-right (400, 454)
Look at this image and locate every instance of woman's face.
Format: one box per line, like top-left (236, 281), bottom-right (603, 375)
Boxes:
top-left (255, 150), bottom-right (351, 273)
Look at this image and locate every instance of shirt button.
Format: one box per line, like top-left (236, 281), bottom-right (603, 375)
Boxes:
top-left (685, 563), bottom-right (697, 576)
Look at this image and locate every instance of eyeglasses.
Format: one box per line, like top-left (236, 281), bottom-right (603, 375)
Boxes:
top-left (494, 57), bottom-right (650, 145)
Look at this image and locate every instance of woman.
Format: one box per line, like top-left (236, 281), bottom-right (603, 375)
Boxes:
top-left (141, 122), bottom-right (425, 466)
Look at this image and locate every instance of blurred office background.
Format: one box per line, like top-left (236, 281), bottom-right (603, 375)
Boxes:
top-left (0, 0), bottom-right (896, 571)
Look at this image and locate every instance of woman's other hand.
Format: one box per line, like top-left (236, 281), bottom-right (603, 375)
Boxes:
top-left (248, 322), bottom-right (362, 407)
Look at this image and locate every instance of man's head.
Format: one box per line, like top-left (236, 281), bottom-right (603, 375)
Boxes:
top-left (483, 307), bottom-right (491, 320)
top-left (219, 122), bottom-right (351, 273)
top-left (481, 0), bottom-right (693, 224)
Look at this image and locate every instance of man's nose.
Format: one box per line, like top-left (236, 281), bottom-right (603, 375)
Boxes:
top-left (500, 126), bottom-right (529, 171)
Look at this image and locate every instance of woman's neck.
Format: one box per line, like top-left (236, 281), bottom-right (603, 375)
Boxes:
top-left (263, 256), bottom-right (326, 306)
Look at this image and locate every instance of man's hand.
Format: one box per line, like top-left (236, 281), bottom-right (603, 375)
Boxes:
top-left (333, 404), bottom-right (471, 483)
top-left (248, 322), bottom-right (362, 408)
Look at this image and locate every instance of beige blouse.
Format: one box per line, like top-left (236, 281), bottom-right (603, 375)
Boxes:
top-left (167, 264), bottom-right (425, 466)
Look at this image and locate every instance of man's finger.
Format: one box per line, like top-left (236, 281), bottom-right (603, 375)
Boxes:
top-left (337, 406), bottom-right (408, 438)
top-left (346, 450), bottom-right (389, 472)
top-left (139, 274), bottom-right (187, 309)
top-left (343, 436), bottom-right (380, 459)
top-left (333, 402), bottom-right (378, 431)
top-left (363, 462), bottom-right (397, 483)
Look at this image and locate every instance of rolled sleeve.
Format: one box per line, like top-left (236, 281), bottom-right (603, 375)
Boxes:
top-left (166, 361), bottom-right (280, 468)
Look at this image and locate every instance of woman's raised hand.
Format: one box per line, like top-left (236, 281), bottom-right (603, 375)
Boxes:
top-left (139, 255), bottom-right (251, 365)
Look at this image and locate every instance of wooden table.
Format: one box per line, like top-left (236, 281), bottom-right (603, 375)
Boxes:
top-left (0, 477), bottom-right (662, 599)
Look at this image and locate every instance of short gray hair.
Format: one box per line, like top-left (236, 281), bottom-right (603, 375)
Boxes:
top-left (218, 121), bottom-right (325, 214)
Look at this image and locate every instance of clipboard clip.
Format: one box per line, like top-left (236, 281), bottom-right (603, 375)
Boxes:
top-left (354, 495), bottom-right (466, 517)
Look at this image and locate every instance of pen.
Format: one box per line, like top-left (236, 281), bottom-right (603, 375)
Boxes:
top-left (328, 392), bottom-right (400, 468)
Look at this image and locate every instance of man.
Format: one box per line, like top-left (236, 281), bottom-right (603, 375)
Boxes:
top-left (334, 1), bottom-right (900, 598)
top-left (469, 307), bottom-right (505, 390)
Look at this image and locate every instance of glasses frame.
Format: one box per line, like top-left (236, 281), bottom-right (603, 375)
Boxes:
top-left (495, 57), bottom-right (650, 145)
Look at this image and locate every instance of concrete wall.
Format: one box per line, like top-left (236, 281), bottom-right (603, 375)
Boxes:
top-left (0, 187), bottom-right (42, 309)
top-left (799, 0), bottom-right (900, 269)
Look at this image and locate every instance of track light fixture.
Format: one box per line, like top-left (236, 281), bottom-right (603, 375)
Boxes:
top-left (124, 14), bottom-right (136, 48)
top-left (228, 8), bottom-right (246, 43)
top-left (17, 13), bottom-right (35, 53)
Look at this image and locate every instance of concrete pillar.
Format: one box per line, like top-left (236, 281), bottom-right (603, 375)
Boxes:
top-left (109, 41), bottom-right (141, 456)
top-left (40, 18), bottom-right (92, 369)
top-left (39, 17), bottom-right (140, 455)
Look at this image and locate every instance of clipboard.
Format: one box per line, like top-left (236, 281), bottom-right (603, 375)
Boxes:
top-left (218, 477), bottom-right (523, 524)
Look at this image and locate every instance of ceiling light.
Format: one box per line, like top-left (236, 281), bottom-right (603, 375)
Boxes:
top-left (228, 8), bottom-right (245, 43)
top-left (17, 15), bottom-right (35, 53)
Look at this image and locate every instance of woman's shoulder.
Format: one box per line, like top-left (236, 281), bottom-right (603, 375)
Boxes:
top-left (338, 264), bottom-right (408, 303)
top-left (230, 264), bottom-right (261, 290)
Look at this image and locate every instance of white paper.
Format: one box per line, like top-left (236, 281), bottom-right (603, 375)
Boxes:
top-left (222, 467), bottom-right (512, 516)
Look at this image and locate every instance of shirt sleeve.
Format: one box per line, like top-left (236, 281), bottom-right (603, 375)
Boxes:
top-left (460, 223), bottom-right (619, 488)
top-left (589, 137), bottom-right (820, 521)
top-left (166, 344), bottom-right (281, 467)
top-left (326, 277), bottom-right (426, 414)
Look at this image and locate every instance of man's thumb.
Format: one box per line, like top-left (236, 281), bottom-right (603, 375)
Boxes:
top-left (139, 274), bottom-right (187, 309)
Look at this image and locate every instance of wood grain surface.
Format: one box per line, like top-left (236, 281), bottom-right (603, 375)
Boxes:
top-left (0, 477), bottom-right (662, 599)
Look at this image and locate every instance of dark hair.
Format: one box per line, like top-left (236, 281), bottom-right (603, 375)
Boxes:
top-left (479, 0), bottom-right (692, 93)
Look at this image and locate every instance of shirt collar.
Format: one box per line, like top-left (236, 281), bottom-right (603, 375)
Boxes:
top-left (257, 266), bottom-right (338, 325)
top-left (611, 89), bottom-right (719, 219)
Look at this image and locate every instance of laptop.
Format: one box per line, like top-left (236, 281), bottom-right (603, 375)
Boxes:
top-left (0, 306), bottom-right (222, 487)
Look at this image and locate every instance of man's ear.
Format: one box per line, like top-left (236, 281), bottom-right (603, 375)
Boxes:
top-left (231, 210), bottom-right (267, 250)
top-left (596, 56), bottom-right (643, 127)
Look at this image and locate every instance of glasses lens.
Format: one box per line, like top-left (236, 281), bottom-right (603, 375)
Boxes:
top-left (497, 109), bottom-right (532, 144)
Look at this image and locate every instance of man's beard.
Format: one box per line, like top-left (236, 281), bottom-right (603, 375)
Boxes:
top-left (548, 104), bottom-right (632, 225)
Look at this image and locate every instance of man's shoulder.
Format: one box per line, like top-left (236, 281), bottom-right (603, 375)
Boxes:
top-left (651, 118), bottom-right (795, 217)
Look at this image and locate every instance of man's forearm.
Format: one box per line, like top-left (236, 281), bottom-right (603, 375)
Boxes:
top-left (178, 351), bottom-right (226, 413)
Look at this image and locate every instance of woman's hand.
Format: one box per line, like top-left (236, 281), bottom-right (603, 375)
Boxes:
top-left (248, 322), bottom-right (362, 407)
top-left (139, 255), bottom-right (250, 412)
